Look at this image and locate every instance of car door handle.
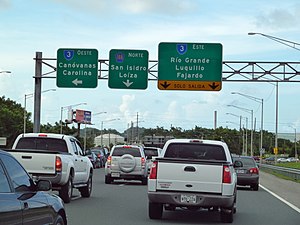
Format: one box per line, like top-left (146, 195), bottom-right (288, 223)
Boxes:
top-left (184, 166), bottom-right (196, 172)
top-left (22, 156), bottom-right (32, 159)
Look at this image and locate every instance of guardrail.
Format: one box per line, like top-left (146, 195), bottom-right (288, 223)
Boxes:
top-left (259, 163), bottom-right (300, 180)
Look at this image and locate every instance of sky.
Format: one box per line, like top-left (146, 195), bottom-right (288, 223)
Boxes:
top-left (0, 0), bottom-right (300, 137)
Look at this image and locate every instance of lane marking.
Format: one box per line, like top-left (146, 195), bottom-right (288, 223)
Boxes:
top-left (260, 184), bottom-right (300, 213)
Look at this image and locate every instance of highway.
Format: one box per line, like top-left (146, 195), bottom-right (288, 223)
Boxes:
top-left (64, 169), bottom-right (300, 225)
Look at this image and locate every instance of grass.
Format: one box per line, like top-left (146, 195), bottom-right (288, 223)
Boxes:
top-left (261, 169), bottom-right (300, 183)
top-left (261, 162), bottom-right (300, 183)
top-left (276, 162), bottom-right (300, 169)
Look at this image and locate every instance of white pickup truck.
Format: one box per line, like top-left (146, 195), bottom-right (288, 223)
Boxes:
top-left (148, 139), bottom-right (242, 223)
top-left (8, 133), bottom-right (94, 203)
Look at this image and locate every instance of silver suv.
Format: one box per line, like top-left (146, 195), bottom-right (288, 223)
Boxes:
top-left (105, 145), bottom-right (148, 185)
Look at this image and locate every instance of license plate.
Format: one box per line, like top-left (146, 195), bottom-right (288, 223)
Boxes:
top-left (236, 169), bottom-right (245, 174)
top-left (111, 172), bottom-right (120, 177)
top-left (180, 194), bottom-right (196, 203)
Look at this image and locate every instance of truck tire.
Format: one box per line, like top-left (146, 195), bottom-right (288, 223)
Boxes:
top-left (59, 175), bottom-right (73, 203)
top-left (220, 206), bottom-right (233, 223)
top-left (149, 202), bottom-right (163, 219)
top-left (80, 174), bottom-right (92, 197)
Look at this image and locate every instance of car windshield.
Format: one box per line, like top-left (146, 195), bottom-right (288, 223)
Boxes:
top-left (144, 148), bottom-right (159, 157)
top-left (164, 143), bottom-right (226, 160)
top-left (112, 147), bottom-right (141, 157)
top-left (91, 150), bottom-right (104, 156)
top-left (15, 137), bottom-right (68, 152)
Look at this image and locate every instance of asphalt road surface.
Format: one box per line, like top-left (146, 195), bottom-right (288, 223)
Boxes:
top-left (64, 169), bottom-right (300, 225)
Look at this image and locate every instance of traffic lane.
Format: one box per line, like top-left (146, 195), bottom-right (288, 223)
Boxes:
top-left (65, 169), bottom-right (300, 225)
top-left (259, 171), bottom-right (300, 209)
top-left (234, 187), bottom-right (299, 225)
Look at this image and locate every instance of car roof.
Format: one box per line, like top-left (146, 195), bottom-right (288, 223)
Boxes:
top-left (233, 155), bottom-right (256, 160)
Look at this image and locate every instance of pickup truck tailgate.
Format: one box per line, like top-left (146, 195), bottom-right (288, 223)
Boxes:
top-left (156, 161), bottom-right (223, 193)
top-left (10, 151), bottom-right (57, 175)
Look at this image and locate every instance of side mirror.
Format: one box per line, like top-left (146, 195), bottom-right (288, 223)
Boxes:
top-left (233, 160), bottom-right (243, 168)
top-left (37, 180), bottom-right (52, 191)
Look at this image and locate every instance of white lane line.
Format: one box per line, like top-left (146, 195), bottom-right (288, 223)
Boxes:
top-left (260, 184), bottom-right (300, 213)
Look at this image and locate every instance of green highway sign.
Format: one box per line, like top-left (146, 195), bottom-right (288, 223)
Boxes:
top-left (56, 48), bottom-right (98, 88)
top-left (158, 43), bottom-right (223, 91)
top-left (108, 49), bottom-right (149, 89)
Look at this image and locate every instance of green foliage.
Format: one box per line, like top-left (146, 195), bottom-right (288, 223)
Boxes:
top-left (277, 162), bottom-right (300, 169)
top-left (0, 96), bottom-right (298, 156)
top-left (0, 96), bottom-right (24, 147)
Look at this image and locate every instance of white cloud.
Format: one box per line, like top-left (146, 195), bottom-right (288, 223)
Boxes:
top-left (0, 0), bottom-right (10, 9)
top-left (50, 0), bottom-right (197, 15)
top-left (254, 4), bottom-right (300, 31)
top-left (119, 94), bottom-right (136, 123)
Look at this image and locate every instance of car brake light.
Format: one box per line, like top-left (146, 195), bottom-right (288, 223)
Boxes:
top-left (189, 140), bottom-right (203, 143)
top-left (249, 167), bottom-right (259, 174)
top-left (149, 161), bottom-right (158, 179)
top-left (223, 165), bottom-right (231, 184)
top-left (56, 156), bottom-right (62, 172)
top-left (38, 133), bottom-right (48, 137)
top-left (141, 157), bottom-right (146, 166)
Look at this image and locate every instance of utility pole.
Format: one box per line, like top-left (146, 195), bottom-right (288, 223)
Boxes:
top-left (136, 112), bottom-right (139, 143)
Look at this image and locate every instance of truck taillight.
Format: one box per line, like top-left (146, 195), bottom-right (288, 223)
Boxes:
top-left (222, 165), bottom-right (231, 184)
top-left (56, 156), bottom-right (62, 172)
top-left (149, 161), bottom-right (158, 179)
top-left (107, 156), bottom-right (112, 167)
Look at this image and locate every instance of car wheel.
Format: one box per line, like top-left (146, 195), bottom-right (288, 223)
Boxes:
top-left (80, 174), bottom-right (92, 197)
top-left (149, 202), bottom-right (163, 219)
top-left (105, 175), bottom-right (113, 184)
top-left (59, 175), bottom-right (73, 203)
top-left (54, 214), bottom-right (65, 225)
top-left (220, 206), bottom-right (234, 223)
top-left (251, 183), bottom-right (259, 191)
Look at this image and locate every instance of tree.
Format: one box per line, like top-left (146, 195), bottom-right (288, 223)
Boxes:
top-left (0, 96), bottom-right (24, 147)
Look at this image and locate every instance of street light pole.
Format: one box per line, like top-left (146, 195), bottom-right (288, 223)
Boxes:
top-left (0, 71), bottom-right (11, 74)
top-left (289, 126), bottom-right (298, 160)
top-left (231, 92), bottom-right (264, 159)
top-left (24, 89), bottom-right (56, 134)
top-left (226, 113), bottom-right (246, 155)
top-left (100, 118), bottom-right (120, 147)
top-left (228, 104), bottom-right (254, 156)
top-left (248, 32), bottom-right (300, 51)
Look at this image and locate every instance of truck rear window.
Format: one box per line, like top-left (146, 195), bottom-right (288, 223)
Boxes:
top-left (112, 147), bottom-right (141, 157)
top-left (15, 137), bottom-right (68, 153)
top-left (164, 143), bottom-right (226, 161)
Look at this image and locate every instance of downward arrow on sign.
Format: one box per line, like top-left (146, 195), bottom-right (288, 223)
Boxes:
top-left (72, 78), bottom-right (83, 86)
top-left (123, 80), bottom-right (133, 87)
